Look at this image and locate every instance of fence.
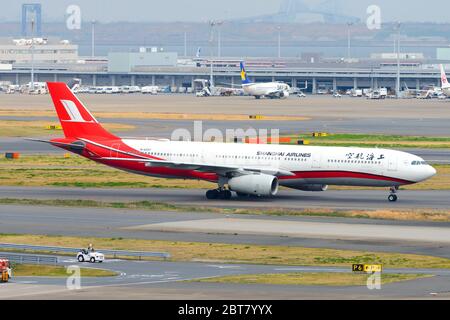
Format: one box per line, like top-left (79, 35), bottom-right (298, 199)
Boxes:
top-left (0, 243), bottom-right (170, 260)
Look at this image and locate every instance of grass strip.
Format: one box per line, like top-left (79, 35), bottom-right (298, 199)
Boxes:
top-left (12, 263), bottom-right (117, 277)
top-left (194, 273), bottom-right (432, 286)
top-left (1, 234), bottom-right (450, 269)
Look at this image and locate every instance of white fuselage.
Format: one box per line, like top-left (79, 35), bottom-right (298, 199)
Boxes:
top-left (123, 139), bottom-right (435, 187)
top-left (442, 86), bottom-right (450, 97)
top-left (242, 82), bottom-right (290, 98)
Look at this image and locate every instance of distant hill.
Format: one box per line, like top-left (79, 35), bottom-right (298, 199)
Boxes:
top-left (0, 21), bottom-right (449, 47)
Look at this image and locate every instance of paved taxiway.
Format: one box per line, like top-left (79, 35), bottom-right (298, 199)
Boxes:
top-left (1, 188), bottom-right (450, 258)
top-left (3, 253), bottom-right (450, 300)
top-left (1, 186), bottom-right (449, 211)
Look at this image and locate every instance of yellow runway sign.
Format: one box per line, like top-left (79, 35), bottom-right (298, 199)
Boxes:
top-left (352, 264), bottom-right (383, 273)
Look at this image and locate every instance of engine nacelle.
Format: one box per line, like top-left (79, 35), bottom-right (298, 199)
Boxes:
top-left (280, 90), bottom-right (290, 98)
top-left (295, 184), bottom-right (328, 192)
top-left (228, 174), bottom-right (279, 197)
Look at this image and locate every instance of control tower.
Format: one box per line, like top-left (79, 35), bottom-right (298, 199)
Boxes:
top-left (21, 3), bottom-right (42, 37)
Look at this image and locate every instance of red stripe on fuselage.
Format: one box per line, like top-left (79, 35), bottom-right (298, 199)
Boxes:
top-left (281, 171), bottom-right (413, 185)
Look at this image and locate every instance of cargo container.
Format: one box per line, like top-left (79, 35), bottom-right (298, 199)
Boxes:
top-left (5, 152), bottom-right (20, 159)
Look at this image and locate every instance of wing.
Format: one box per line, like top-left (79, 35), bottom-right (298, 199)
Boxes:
top-left (99, 157), bottom-right (295, 178)
top-left (29, 137), bottom-right (294, 178)
top-left (265, 89), bottom-right (283, 96)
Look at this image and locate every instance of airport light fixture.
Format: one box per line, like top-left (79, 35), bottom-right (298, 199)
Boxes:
top-left (395, 22), bottom-right (401, 98)
top-left (209, 20), bottom-right (224, 57)
top-left (184, 31), bottom-right (187, 57)
top-left (277, 26), bottom-right (281, 58)
top-left (30, 18), bottom-right (35, 90)
top-left (91, 20), bottom-right (96, 57)
top-left (217, 21), bottom-right (224, 58)
top-left (347, 22), bottom-right (353, 61)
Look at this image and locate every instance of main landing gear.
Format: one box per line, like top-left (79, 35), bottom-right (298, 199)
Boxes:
top-left (206, 189), bottom-right (232, 200)
top-left (388, 186), bottom-right (399, 202)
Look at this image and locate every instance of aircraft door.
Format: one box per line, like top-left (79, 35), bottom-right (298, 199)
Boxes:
top-left (311, 153), bottom-right (321, 169)
top-left (388, 157), bottom-right (398, 171)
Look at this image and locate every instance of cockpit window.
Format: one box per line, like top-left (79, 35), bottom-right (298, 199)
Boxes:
top-left (411, 161), bottom-right (428, 165)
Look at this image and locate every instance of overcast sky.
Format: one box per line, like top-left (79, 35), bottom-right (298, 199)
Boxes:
top-left (1, 0), bottom-right (449, 23)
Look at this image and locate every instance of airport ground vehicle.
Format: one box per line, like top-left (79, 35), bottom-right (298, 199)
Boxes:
top-left (121, 86), bottom-right (141, 94)
top-left (77, 249), bottom-right (105, 263)
top-left (32, 82), bottom-right (436, 202)
top-left (141, 86), bottom-right (158, 95)
top-left (351, 89), bottom-right (363, 97)
top-left (95, 87), bottom-right (107, 94)
top-left (105, 87), bottom-right (121, 94)
top-left (0, 259), bottom-right (11, 282)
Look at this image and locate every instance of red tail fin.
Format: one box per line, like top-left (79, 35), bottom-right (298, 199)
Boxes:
top-left (47, 82), bottom-right (118, 140)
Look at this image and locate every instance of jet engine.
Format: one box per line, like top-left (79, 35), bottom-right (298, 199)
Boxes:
top-left (228, 174), bottom-right (279, 196)
top-left (280, 90), bottom-right (290, 98)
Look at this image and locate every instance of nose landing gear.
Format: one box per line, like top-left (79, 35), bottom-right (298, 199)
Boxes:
top-left (388, 187), bottom-right (399, 202)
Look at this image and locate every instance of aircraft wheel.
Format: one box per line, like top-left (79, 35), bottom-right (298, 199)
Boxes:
top-left (206, 190), bottom-right (219, 200)
top-left (219, 190), bottom-right (232, 200)
top-left (388, 194), bottom-right (398, 202)
top-left (236, 192), bottom-right (249, 198)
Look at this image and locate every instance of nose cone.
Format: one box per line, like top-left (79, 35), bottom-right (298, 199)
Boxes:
top-left (428, 165), bottom-right (437, 178)
top-left (419, 165), bottom-right (437, 182)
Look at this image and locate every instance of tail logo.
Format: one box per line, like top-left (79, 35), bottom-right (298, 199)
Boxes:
top-left (241, 69), bottom-right (247, 81)
top-left (61, 100), bottom-right (91, 122)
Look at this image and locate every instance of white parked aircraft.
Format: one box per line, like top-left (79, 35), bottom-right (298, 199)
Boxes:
top-left (440, 64), bottom-right (450, 97)
top-left (32, 82), bottom-right (436, 203)
top-left (240, 62), bottom-right (290, 99)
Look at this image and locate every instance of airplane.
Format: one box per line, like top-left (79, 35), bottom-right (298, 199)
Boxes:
top-left (240, 61), bottom-right (291, 99)
top-left (30, 82), bottom-right (436, 202)
top-left (440, 64), bottom-right (450, 97)
top-left (402, 83), bottom-right (435, 99)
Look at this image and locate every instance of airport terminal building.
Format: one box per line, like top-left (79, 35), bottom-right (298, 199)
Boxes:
top-left (0, 40), bottom-right (448, 93)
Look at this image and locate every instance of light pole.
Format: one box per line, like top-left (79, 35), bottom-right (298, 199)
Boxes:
top-left (347, 22), bottom-right (353, 61)
top-left (209, 21), bottom-right (215, 88)
top-left (216, 21), bottom-right (224, 58)
top-left (91, 20), bottom-right (96, 57)
top-left (277, 26), bottom-right (281, 58)
top-left (395, 22), bottom-right (401, 98)
top-left (30, 18), bottom-right (35, 90)
top-left (184, 30), bottom-right (187, 57)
